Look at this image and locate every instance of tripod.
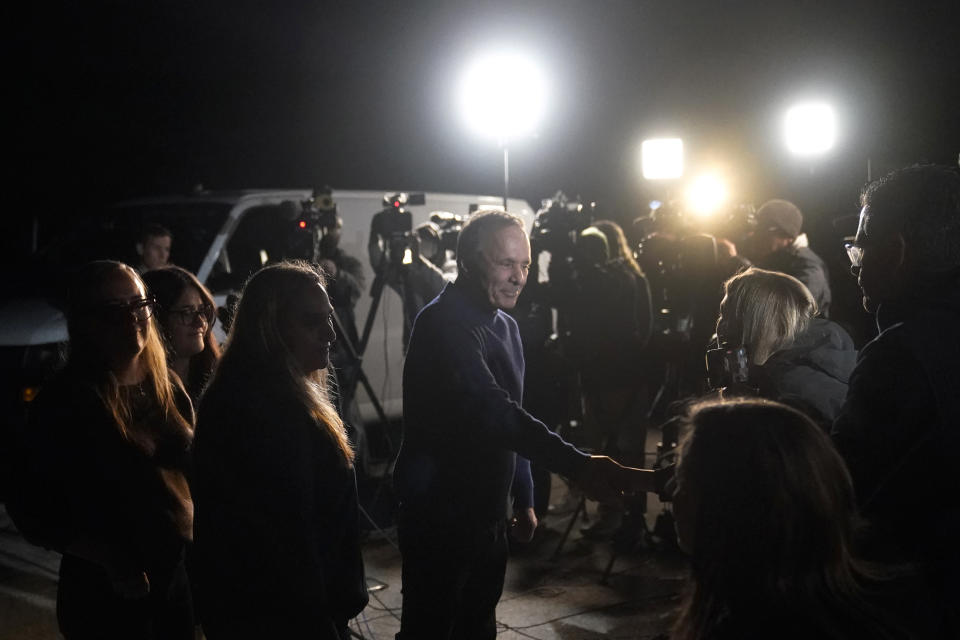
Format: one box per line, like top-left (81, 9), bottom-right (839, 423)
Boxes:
top-left (305, 226), bottom-right (393, 445)
top-left (329, 308), bottom-right (389, 428)
top-left (330, 235), bottom-right (422, 474)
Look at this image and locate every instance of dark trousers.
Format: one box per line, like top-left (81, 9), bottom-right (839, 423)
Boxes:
top-left (396, 515), bottom-right (509, 640)
top-left (203, 615), bottom-right (347, 640)
top-left (57, 550), bottom-right (193, 640)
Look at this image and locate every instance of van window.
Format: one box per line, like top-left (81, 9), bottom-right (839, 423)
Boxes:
top-left (206, 204), bottom-right (309, 291)
top-left (16, 203), bottom-right (230, 298)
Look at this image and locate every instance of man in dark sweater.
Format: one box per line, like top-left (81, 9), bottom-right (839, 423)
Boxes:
top-left (394, 210), bottom-right (658, 639)
top-left (832, 164), bottom-right (960, 636)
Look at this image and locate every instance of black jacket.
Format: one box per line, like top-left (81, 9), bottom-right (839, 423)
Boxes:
top-left (832, 277), bottom-right (960, 631)
top-left (753, 318), bottom-right (856, 427)
top-left (759, 245), bottom-right (832, 317)
top-left (193, 366), bottom-right (367, 635)
top-left (10, 370), bottom-right (193, 568)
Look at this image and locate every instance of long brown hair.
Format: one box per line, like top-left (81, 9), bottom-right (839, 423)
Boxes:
top-left (593, 219), bottom-right (645, 279)
top-left (142, 265), bottom-right (221, 399)
top-left (65, 260), bottom-right (192, 438)
top-left (212, 260), bottom-right (353, 464)
top-left (673, 399), bottom-right (899, 639)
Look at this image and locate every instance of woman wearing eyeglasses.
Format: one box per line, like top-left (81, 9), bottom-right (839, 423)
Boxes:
top-left (192, 261), bottom-right (367, 639)
top-left (142, 266), bottom-right (221, 403)
top-left (9, 260), bottom-right (195, 639)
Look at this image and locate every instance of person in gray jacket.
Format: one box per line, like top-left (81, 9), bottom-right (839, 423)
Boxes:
top-left (744, 199), bottom-right (832, 317)
top-left (715, 267), bottom-right (855, 427)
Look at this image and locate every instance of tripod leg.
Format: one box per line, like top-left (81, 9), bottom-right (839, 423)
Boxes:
top-left (358, 274), bottom-right (388, 355)
top-left (552, 495), bottom-right (586, 560)
top-left (353, 366), bottom-right (389, 427)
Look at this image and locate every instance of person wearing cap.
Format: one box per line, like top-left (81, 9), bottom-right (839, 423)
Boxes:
top-left (745, 199), bottom-right (832, 317)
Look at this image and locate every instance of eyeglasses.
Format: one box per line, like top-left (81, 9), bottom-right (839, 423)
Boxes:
top-left (843, 242), bottom-right (864, 269)
top-left (92, 298), bottom-right (157, 324)
top-left (168, 303), bottom-right (216, 327)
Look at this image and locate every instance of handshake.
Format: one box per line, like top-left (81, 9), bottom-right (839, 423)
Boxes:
top-left (575, 455), bottom-right (674, 504)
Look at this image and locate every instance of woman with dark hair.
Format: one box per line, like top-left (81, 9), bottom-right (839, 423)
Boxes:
top-left (671, 399), bottom-right (925, 639)
top-left (142, 265), bottom-right (220, 402)
top-left (193, 260), bottom-right (367, 639)
top-left (716, 267), bottom-right (856, 426)
top-left (10, 260), bottom-right (195, 639)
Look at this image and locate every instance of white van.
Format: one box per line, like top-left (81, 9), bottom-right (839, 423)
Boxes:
top-left (0, 189), bottom-right (535, 430)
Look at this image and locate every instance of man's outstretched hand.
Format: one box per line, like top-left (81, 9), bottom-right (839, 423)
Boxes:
top-left (577, 455), bottom-right (666, 502)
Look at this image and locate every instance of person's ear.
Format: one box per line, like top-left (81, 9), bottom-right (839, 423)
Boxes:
top-left (136, 242), bottom-right (144, 257)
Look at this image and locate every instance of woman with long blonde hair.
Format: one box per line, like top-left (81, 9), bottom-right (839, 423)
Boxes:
top-left (716, 267), bottom-right (855, 426)
top-left (193, 260), bottom-right (366, 639)
top-left (11, 260), bottom-right (195, 638)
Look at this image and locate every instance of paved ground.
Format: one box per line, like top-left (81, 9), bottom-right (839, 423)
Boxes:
top-left (355, 492), bottom-right (688, 640)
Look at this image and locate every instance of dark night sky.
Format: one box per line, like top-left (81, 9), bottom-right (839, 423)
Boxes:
top-left (11, 0), bottom-right (960, 234)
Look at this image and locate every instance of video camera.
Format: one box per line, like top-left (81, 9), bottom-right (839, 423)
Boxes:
top-left (705, 342), bottom-right (750, 391)
top-left (636, 202), bottom-right (755, 336)
top-left (369, 192), bottom-right (424, 272)
top-left (429, 211), bottom-right (464, 254)
top-left (530, 191), bottom-right (595, 256)
top-left (635, 200), bottom-right (756, 244)
top-left (296, 186), bottom-right (339, 232)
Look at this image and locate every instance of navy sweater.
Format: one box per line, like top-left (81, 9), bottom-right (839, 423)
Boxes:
top-left (396, 281), bottom-right (588, 527)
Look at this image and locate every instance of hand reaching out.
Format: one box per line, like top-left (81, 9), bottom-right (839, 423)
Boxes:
top-left (577, 455), bottom-right (665, 503)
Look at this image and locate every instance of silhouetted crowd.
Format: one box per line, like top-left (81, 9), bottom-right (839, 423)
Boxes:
top-left (6, 163), bottom-right (959, 639)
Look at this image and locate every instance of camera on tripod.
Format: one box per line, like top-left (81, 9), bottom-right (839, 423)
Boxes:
top-left (428, 211), bottom-right (465, 254)
top-left (296, 186), bottom-right (340, 232)
top-left (530, 191), bottom-right (595, 256)
top-left (636, 201), bottom-right (755, 339)
top-left (369, 192), bottom-right (424, 271)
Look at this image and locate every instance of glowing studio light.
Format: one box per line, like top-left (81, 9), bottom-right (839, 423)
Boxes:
top-left (458, 51), bottom-right (547, 141)
top-left (641, 138), bottom-right (684, 179)
top-left (685, 173), bottom-right (728, 217)
top-left (784, 102), bottom-right (836, 156)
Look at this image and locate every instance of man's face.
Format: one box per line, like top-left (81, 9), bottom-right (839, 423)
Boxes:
top-left (141, 234), bottom-right (171, 271)
top-left (745, 228), bottom-right (791, 262)
top-left (853, 205), bottom-right (903, 313)
top-left (476, 225), bottom-right (531, 310)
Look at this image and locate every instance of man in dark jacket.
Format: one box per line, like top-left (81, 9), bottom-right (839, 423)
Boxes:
top-left (746, 199), bottom-right (832, 316)
top-left (395, 210), bottom-right (660, 640)
top-left (832, 164), bottom-right (960, 635)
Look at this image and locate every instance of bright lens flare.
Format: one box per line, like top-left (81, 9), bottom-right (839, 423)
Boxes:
top-left (642, 138), bottom-right (684, 179)
top-left (459, 52), bottom-right (547, 141)
top-left (686, 174), bottom-right (728, 217)
top-left (784, 103), bottom-right (836, 155)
